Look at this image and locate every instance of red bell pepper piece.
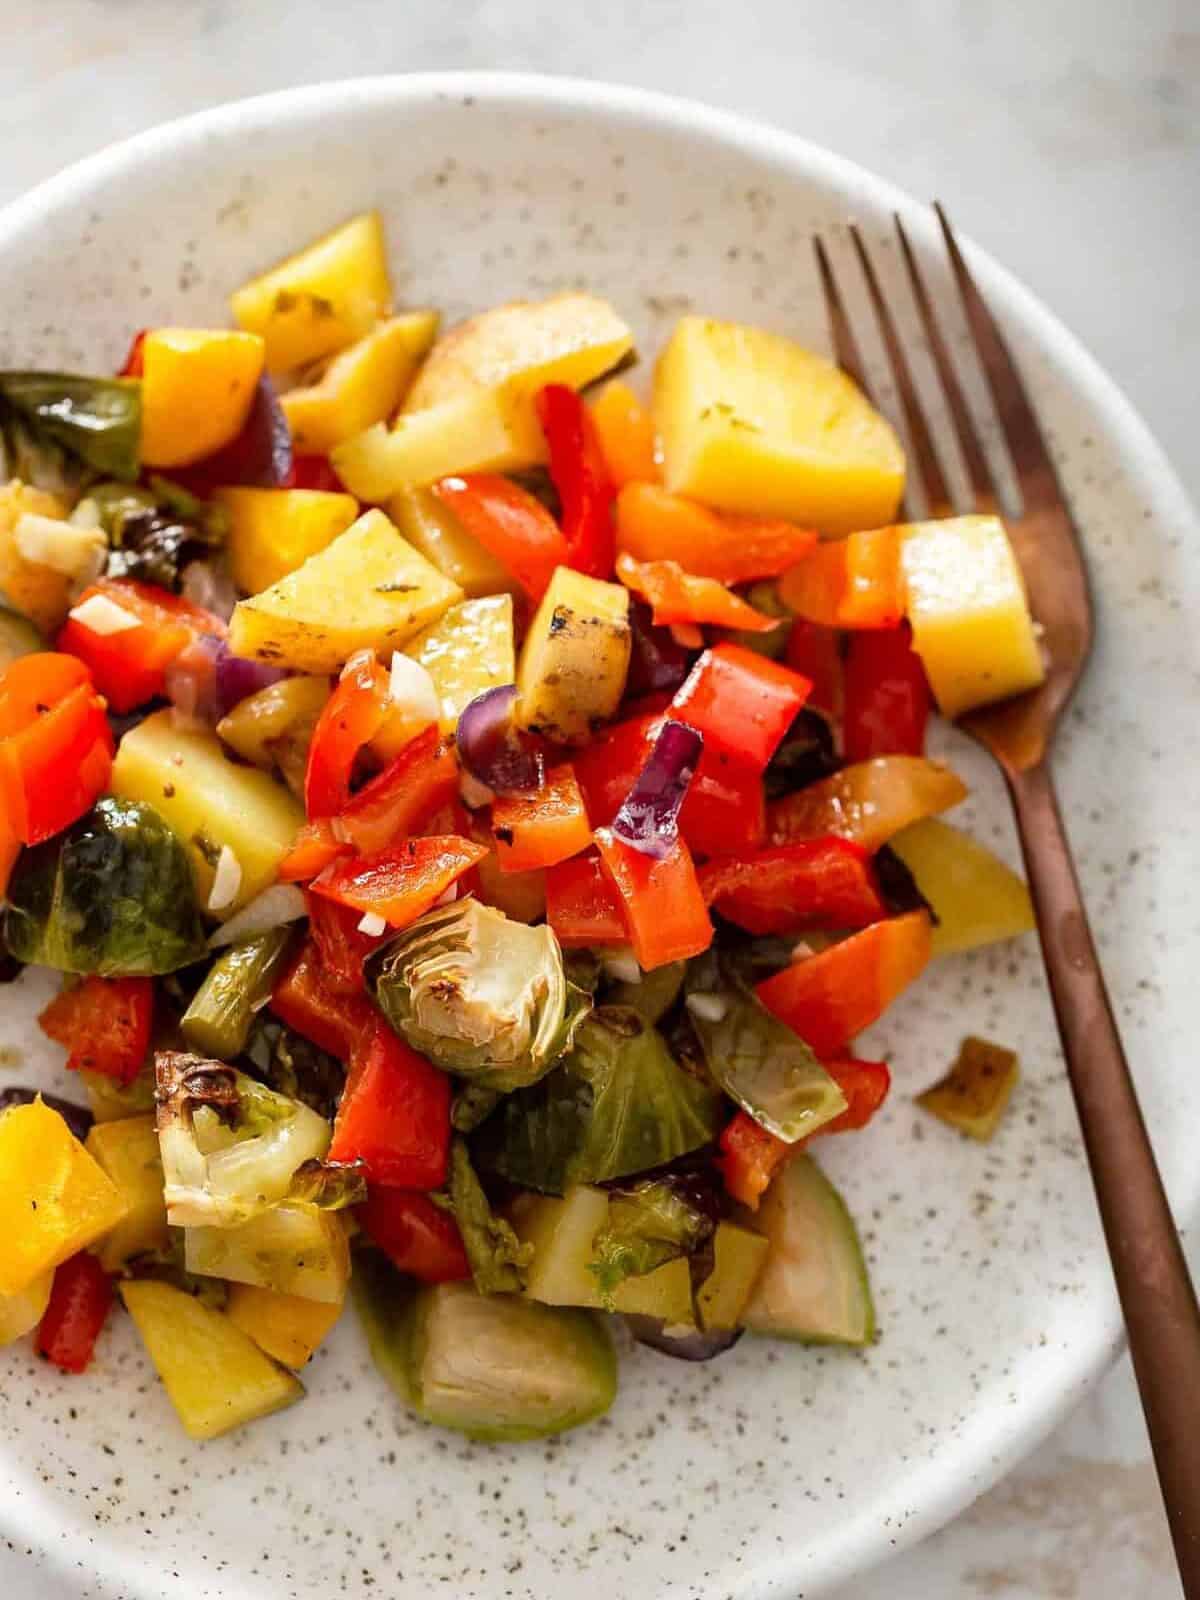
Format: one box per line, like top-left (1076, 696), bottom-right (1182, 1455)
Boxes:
top-left (328, 1019), bottom-right (451, 1188)
top-left (785, 619), bottom-right (843, 720)
top-left (117, 329), bottom-right (147, 378)
top-left (671, 643), bottom-right (810, 771)
top-left (57, 579), bottom-right (226, 713)
top-left (593, 827), bottom-right (713, 970)
top-left (572, 712), bottom-right (660, 826)
top-left (615, 483), bottom-right (818, 582)
top-left (822, 1057), bottom-right (892, 1133)
top-left (544, 848), bottom-right (628, 947)
top-left (757, 911), bottom-right (933, 1055)
top-left (699, 838), bottom-right (886, 935)
top-left (270, 937), bottom-right (373, 1060)
top-left (536, 382), bottom-right (615, 579)
top-left (309, 835), bottom-right (487, 928)
top-left (433, 474), bottom-right (569, 603)
top-left (304, 651), bottom-right (390, 820)
top-left (285, 454), bottom-right (344, 492)
top-left (35, 1252), bottom-right (114, 1373)
top-left (278, 818), bottom-right (346, 882)
top-left (615, 552), bottom-right (781, 633)
top-left (334, 726), bottom-right (459, 855)
top-left (305, 892), bottom-right (390, 996)
top-left (491, 763), bottom-right (592, 873)
top-left (0, 654), bottom-right (113, 862)
top-left (358, 1186), bottom-right (471, 1283)
top-left (779, 526), bottom-right (904, 630)
top-left (38, 976), bottom-right (153, 1084)
top-left (843, 622), bottom-right (930, 762)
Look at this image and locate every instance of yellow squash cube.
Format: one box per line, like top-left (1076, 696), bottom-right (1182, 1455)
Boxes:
top-left (405, 594), bottom-right (515, 735)
top-left (389, 486), bottom-right (517, 598)
top-left (226, 1282), bottom-right (343, 1368)
top-left (653, 316), bottom-right (905, 535)
top-left (281, 311), bottom-right (439, 453)
top-left (900, 515), bottom-right (1045, 718)
top-left (230, 211), bottom-right (392, 373)
top-left (228, 508), bottom-right (462, 672)
top-left (110, 709), bottom-right (304, 913)
top-left (84, 1115), bottom-right (169, 1272)
top-left (0, 1271), bottom-right (52, 1345)
top-left (917, 1036), bottom-right (1020, 1141)
top-left (216, 486), bottom-right (360, 594)
top-left (139, 328), bottom-right (266, 468)
top-left (889, 817), bottom-right (1035, 957)
top-left (0, 1099), bottom-right (128, 1295)
top-left (517, 567), bottom-right (631, 745)
top-left (120, 1279), bottom-right (303, 1439)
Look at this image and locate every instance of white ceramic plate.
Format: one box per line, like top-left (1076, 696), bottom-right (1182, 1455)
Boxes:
top-left (0, 74), bottom-right (1197, 1600)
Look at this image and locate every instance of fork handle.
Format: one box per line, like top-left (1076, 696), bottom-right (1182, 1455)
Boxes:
top-left (1009, 760), bottom-right (1200, 1594)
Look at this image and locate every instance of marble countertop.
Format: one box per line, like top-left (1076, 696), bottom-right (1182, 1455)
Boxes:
top-left (1, 2), bottom-right (1195, 1595)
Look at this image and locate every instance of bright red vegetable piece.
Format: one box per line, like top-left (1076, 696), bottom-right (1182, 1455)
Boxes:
top-left (304, 650), bottom-right (391, 820)
top-left (593, 826), bottom-right (713, 969)
top-left (491, 763), bottom-right (592, 873)
top-left (309, 835), bottom-right (487, 928)
top-left (842, 622), bottom-right (930, 762)
top-left (537, 383), bottom-right (616, 580)
top-left (36, 1252), bottom-right (113, 1373)
top-left (670, 643), bottom-right (810, 770)
top-left (785, 619), bottom-right (842, 720)
top-left (698, 838), bottom-right (886, 935)
top-left (56, 579), bottom-right (226, 713)
top-left (304, 892), bottom-right (390, 997)
top-left (38, 976), bottom-right (153, 1084)
top-left (334, 726), bottom-right (459, 855)
top-left (328, 1019), bottom-right (451, 1189)
top-left (433, 474), bottom-right (569, 603)
top-left (270, 937), bottom-right (373, 1061)
top-left (358, 1187), bottom-right (471, 1283)
top-left (544, 849), bottom-right (629, 948)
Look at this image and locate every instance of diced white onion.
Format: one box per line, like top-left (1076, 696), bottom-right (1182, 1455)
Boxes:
top-left (790, 941), bottom-right (816, 963)
top-left (15, 513), bottom-right (104, 577)
top-left (459, 771), bottom-right (495, 810)
top-left (600, 946), bottom-right (642, 985)
top-left (433, 882), bottom-right (459, 908)
top-left (357, 911), bottom-right (388, 937)
top-left (206, 846), bottom-right (243, 913)
top-left (66, 591), bottom-right (140, 635)
top-left (207, 883), bottom-right (308, 948)
top-left (388, 650), bottom-right (440, 725)
top-left (685, 991), bottom-right (728, 1024)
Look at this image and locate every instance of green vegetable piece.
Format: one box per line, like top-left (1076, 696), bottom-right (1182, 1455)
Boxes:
top-left (96, 474), bottom-right (229, 590)
top-left (286, 1158), bottom-right (367, 1211)
top-left (0, 372), bottom-right (142, 480)
top-left (916, 1035), bottom-right (1019, 1141)
top-left (242, 1015), bottom-right (345, 1120)
top-left (450, 1082), bottom-right (503, 1134)
top-left (448, 1139), bottom-right (533, 1295)
top-left (0, 604), bottom-right (44, 671)
top-left (476, 1006), bottom-right (720, 1195)
top-left (368, 899), bottom-right (591, 1092)
top-left (588, 1176), bottom-right (713, 1306)
top-left (742, 1154), bottom-right (875, 1346)
top-left (184, 1199), bottom-right (349, 1303)
top-left (683, 949), bottom-right (846, 1141)
top-left (727, 580), bottom-right (792, 660)
top-left (181, 928), bottom-right (293, 1059)
top-left (353, 1252), bottom-right (617, 1441)
top-left (603, 959), bottom-right (686, 1024)
top-left (3, 797), bottom-right (206, 975)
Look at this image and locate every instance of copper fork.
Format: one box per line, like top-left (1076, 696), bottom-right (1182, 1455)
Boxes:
top-left (815, 205), bottom-right (1200, 1593)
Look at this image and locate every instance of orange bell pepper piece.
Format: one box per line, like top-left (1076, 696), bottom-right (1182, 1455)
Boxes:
top-left (615, 552), bottom-right (780, 633)
top-left (616, 483), bottom-right (817, 583)
top-left (779, 525), bottom-right (904, 630)
top-left (590, 382), bottom-right (659, 489)
top-left (767, 755), bottom-right (967, 853)
top-left (593, 827), bottom-right (712, 970)
top-left (491, 764), bottom-right (592, 873)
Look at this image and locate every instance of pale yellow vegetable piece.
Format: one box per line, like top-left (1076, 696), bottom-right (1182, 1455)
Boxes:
top-left (0, 480), bottom-right (74, 632)
top-left (185, 1202), bottom-right (350, 1304)
top-left (110, 709), bottom-right (304, 913)
top-left (216, 486), bottom-right (360, 594)
top-left (226, 1282), bottom-right (344, 1368)
top-left (404, 594), bottom-right (515, 735)
top-left (889, 817), bottom-right (1035, 957)
top-left (517, 567), bottom-right (631, 745)
top-left (228, 508), bottom-right (462, 673)
top-left (916, 1036), bottom-right (1020, 1141)
top-left (696, 1222), bottom-right (770, 1332)
top-left (281, 311), bottom-right (439, 453)
top-left (332, 390), bottom-right (544, 502)
top-left (403, 292), bottom-right (634, 412)
top-left (653, 316), bottom-right (905, 535)
top-left (389, 486), bottom-right (518, 599)
top-left (230, 211), bottom-right (392, 373)
top-left (120, 1279), bottom-right (303, 1439)
top-left (0, 1271), bottom-right (52, 1345)
top-left (0, 1099), bottom-right (128, 1295)
top-left (84, 1115), bottom-right (169, 1273)
top-left (900, 515), bottom-right (1045, 718)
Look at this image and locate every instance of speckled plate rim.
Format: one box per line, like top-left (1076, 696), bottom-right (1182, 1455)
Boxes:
top-left (0, 71), bottom-right (1195, 1600)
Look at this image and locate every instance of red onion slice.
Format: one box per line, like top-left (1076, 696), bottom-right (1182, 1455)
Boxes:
top-left (625, 599), bottom-right (694, 699)
top-left (612, 718), bottom-right (702, 859)
top-left (165, 632), bottom-right (224, 722)
top-left (215, 646), bottom-right (290, 716)
top-left (456, 685), bottom-right (544, 798)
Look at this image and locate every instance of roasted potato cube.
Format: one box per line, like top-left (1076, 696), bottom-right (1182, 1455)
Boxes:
top-left (517, 567), bottom-right (630, 744)
top-left (280, 311), bottom-right (439, 453)
top-left (84, 1115), bottom-right (169, 1272)
top-left (405, 594), bottom-right (515, 735)
top-left (216, 486), bottom-right (360, 594)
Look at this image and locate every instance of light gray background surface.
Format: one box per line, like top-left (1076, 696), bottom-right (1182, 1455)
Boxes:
top-left (1, 2), bottom-right (1196, 1595)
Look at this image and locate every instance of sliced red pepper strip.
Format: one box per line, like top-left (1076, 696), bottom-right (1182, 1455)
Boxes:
top-left (491, 763), bottom-right (592, 874)
top-left (117, 329), bottom-right (147, 379)
top-left (698, 838), bottom-right (887, 935)
top-left (785, 619), bottom-right (843, 720)
top-left (56, 579), bottom-right (226, 713)
top-left (615, 552), bottom-right (780, 633)
top-left (358, 1186), bottom-right (470, 1282)
top-left (270, 937), bottom-right (374, 1061)
top-left (779, 526), bottom-right (904, 630)
top-left (821, 1058), bottom-right (891, 1133)
top-left (328, 1019), bottom-right (451, 1188)
top-left (433, 473), bottom-right (569, 603)
top-left (756, 911), bottom-right (933, 1056)
top-left (671, 642), bottom-right (810, 770)
top-left (35, 1251), bottom-right (114, 1373)
top-left (304, 892), bottom-right (390, 997)
top-left (334, 726), bottom-right (459, 855)
top-left (39, 977), bottom-right (153, 1084)
top-left (544, 848), bottom-right (628, 948)
top-left (843, 621), bottom-right (930, 762)
top-left (304, 651), bottom-right (390, 820)
top-left (309, 835), bottom-right (488, 928)
top-left (593, 827), bottom-right (712, 970)
top-left (536, 383), bottom-right (615, 579)
top-left (278, 819), bottom-right (347, 883)
top-left (615, 483), bottom-right (818, 582)
top-left (285, 454), bottom-right (344, 491)
top-left (0, 653), bottom-right (113, 852)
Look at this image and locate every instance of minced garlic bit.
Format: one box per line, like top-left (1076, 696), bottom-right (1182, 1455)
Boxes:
top-left (357, 911), bottom-right (388, 937)
top-left (66, 591), bottom-right (141, 635)
top-left (206, 845), bottom-right (243, 912)
top-left (389, 650), bottom-right (440, 723)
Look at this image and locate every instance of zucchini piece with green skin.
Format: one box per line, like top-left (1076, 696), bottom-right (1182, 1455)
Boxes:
top-left (181, 928), bottom-right (294, 1059)
top-left (185, 1200), bottom-right (350, 1304)
top-left (741, 1154), bottom-right (875, 1346)
top-left (353, 1251), bottom-right (618, 1440)
top-left (0, 604), bottom-right (43, 669)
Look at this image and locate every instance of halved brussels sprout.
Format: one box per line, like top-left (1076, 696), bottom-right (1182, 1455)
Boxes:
top-left (368, 899), bottom-right (590, 1092)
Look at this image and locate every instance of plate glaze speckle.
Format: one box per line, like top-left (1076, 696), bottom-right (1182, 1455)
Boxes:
top-left (0, 75), bottom-right (1197, 1600)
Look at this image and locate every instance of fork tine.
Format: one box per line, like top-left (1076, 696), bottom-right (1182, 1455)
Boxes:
top-left (848, 223), bottom-right (953, 518)
top-left (894, 212), bottom-right (997, 515)
top-left (934, 203), bottom-right (1062, 511)
top-left (812, 234), bottom-right (873, 398)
